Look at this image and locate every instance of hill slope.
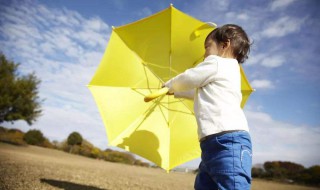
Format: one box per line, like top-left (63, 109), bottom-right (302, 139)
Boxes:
top-left (0, 143), bottom-right (318, 190)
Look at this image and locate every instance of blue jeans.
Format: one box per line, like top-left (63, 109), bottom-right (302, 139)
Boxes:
top-left (194, 131), bottom-right (252, 190)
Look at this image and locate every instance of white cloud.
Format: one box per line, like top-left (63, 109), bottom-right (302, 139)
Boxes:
top-left (84, 17), bottom-right (109, 32)
top-left (135, 7), bottom-right (153, 17)
top-left (0, 1), bottom-right (111, 149)
top-left (247, 53), bottom-right (285, 68)
top-left (261, 55), bottom-right (285, 68)
top-left (261, 16), bottom-right (305, 38)
top-left (251, 79), bottom-right (274, 89)
top-left (270, 0), bottom-right (296, 10)
top-left (246, 110), bottom-right (320, 167)
top-left (226, 12), bottom-right (249, 21)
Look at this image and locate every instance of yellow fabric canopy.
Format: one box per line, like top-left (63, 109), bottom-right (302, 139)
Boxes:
top-left (88, 5), bottom-right (253, 171)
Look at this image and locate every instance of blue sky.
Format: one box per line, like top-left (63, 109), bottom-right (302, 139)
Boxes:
top-left (1, 0), bottom-right (319, 168)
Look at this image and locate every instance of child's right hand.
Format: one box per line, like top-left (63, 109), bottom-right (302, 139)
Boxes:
top-left (162, 84), bottom-right (174, 95)
top-left (166, 91), bottom-right (174, 95)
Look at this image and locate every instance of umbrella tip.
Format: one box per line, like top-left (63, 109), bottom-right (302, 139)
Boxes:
top-left (206, 22), bottom-right (217, 27)
top-left (170, 3), bottom-right (173, 7)
top-left (112, 26), bottom-right (115, 29)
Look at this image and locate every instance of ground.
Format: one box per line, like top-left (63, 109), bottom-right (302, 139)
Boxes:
top-left (0, 143), bottom-right (319, 190)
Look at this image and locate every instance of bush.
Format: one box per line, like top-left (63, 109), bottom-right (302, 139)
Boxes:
top-left (90, 147), bottom-right (102, 159)
top-left (67, 132), bottom-right (83, 146)
top-left (264, 161), bottom-right (305, 180)
top-left (299, 165), bottom-right (320, 186)
top-left (252, 167), bottom-right (264, 178)
top-left (134, 159), bottom-right (150, 167)
top-left (102, 151), bottom-right (135, 165)
top-left (0, 126), bottom-right (7, 133)
top-left (0, 127), bottom-right (25, 145)
top-left (23, 129), bottom-right (45, 145)
top-left (70, 145), bottom-right (81, 154)
top-left (41, 138), bottom-right (54, 148)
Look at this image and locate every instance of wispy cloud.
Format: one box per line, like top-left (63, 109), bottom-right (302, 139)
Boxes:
top-left (135, 7), bottom-right (153, 17)
top-left (247, 53), bottom-right (285, 68)
top-left (260, 55), bottom-right (285, 68)
top-left (0, 0), bottom-right (110, 148)
top-left (261, 16), bottom-right (305, 38)
top-left (270, 0), bottom-right (296, 10)
top-left (251, 80), bottom-right (274, 89)
top-left (246, 110), bottom-right (320, 167)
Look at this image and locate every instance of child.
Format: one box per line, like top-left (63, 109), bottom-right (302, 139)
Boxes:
top-left (164, 24), bottom-right (252, 190)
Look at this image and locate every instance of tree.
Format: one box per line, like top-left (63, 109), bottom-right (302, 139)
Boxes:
top-left (252, 167), bottom-right (264, 178)
top-left (264, 161), bottom-right (305, 180)
top-left (299, 165), bottom-right (320, 186)
top-left (67, 132), bottom-right (83, 146)
top-left (0, 53), bottom-right (42, 125)
top-left (23, 129), bottom-right (45, 145)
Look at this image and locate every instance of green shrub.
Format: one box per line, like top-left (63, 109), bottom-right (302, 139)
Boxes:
top-left (41, 138), bottom-right (54, 148)
top-left (90, 147), bottom-right (102, 159)
top-left (70, 145), bottom-right (81, 154)
top-left (299, 165), bottom-right (320, 186)
top-left (252, 167), bottom-right (264, 178)
top-left (0, 127), bottom-right (25, 145)
top-left (0, 126), bottom-right (7, 133)
top-left (134, 159), bottom-right (150, 167)
top-left (23, 129), bottom-right (45, 145)
top-left (67, 132), bottom-right (83, 146)
top-left (103, 151), bottom-right (135, 165)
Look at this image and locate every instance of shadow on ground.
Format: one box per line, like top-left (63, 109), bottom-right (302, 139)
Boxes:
top-left (40, 178), bottom-right (108, 190)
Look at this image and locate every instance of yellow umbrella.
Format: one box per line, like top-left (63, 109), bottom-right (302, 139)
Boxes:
top-left (88, 5), bottom-right (253, 171)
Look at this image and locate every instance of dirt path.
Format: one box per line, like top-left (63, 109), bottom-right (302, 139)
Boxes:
top-left (1, 143), bottom-right (319, 190)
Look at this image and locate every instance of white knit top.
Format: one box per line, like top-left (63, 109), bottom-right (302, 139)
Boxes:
top-left (164, 55), bottom-right (249, 139)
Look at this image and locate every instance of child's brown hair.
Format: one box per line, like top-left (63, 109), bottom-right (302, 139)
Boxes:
top-left (206, 24), bottom-right (251, 64)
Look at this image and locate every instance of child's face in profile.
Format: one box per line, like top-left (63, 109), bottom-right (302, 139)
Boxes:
top-left (204, 39), bottom-right (220, 58)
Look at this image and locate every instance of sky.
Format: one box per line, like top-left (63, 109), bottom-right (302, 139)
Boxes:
top-left (1, 0), bottom-right (319, 169)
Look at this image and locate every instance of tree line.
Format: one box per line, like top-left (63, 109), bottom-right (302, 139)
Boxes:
top-left (0, 126), bottom-right (151, 168)
top-left (252, 161), bottom-right (320, 186)
top-left (0, 53), bottom-right (152, 168)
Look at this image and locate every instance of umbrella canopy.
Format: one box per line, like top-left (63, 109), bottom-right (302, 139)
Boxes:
top-left (88, 5), bottom-right (253, 171)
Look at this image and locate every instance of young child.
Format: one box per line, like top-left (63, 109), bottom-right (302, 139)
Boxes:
top-left (164, 24), bottom-right (252, 190)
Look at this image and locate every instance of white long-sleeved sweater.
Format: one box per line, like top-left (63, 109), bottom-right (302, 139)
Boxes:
top-left (164, 55), bottom-right (249, 139)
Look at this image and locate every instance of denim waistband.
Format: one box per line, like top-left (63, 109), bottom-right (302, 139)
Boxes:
top-left (200, 130), bottom-right (245, 143)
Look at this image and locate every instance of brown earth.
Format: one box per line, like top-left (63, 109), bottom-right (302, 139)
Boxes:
top-left (0, 142), bottom-right (319, 190)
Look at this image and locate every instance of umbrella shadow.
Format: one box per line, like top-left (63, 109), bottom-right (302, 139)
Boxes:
top-left (40, 178), bottom-right (107, 190)
top-left (118, 130), bottom-right (161, 166)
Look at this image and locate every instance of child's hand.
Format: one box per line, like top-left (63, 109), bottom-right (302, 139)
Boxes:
top-left (167, 91), bottom-right (174, 95)
top-left (162, 84), bottom-right (174, 95)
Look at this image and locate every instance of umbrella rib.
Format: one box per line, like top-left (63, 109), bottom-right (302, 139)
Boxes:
top-left (142, 61), bottom-right (181, 82)
top-left (159, 102), bottom-right (194, 116)
top-left (143, 64), bottom-right (152, 92)
top-left (176, 98), bottom-right (195, 115)
top-left (142, 63), bottom-right (167, 85)
top-left (159, 98), bottom-right (194, 115)
top-left (158, 100), bottom-right (169, 126)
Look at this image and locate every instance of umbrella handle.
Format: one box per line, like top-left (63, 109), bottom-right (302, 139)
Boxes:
top-left (144, 87), bottom-right (169, 102)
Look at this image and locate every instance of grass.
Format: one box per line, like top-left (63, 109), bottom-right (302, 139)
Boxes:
top-left (0, 142), bottom-right (319, 190)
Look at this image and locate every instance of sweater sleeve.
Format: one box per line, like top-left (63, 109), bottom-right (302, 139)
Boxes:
top-left (174, 89), bottom-right (195, 100)
top-left (165, 57), bottom-right (218, 93)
